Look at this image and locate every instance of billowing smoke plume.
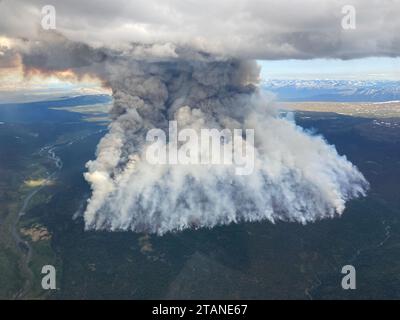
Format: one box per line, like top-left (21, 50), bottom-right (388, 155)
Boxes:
top-left (83, 53), bottom-right (368, 235)
top-left (0, 30), bottom-right (369, 235)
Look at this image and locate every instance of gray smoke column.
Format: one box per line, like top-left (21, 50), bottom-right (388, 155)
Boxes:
top-left (84, 52), bottom-right (368, 235)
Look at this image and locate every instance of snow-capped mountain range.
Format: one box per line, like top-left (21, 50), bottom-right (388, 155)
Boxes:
top-left (262, 80), bottom-right (400, 102)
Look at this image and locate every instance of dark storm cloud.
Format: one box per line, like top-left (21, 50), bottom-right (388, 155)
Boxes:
top-left (0, 0), bottom-right (400, 59)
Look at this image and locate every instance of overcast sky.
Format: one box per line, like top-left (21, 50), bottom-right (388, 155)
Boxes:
top-left (1, 0), bottom-right (400, 59)
top-left (1, 0), bottom-right (400, 88)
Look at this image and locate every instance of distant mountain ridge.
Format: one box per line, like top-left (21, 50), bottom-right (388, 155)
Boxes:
top-left (262, 80), bottom-right (400, 102)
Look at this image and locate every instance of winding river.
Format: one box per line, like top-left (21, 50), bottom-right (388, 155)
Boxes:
top-left (12, 128), bottom-right (106, 299)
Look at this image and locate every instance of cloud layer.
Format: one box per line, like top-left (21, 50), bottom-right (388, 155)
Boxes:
top-left (1, 0), bottom-right (400, 59)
